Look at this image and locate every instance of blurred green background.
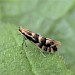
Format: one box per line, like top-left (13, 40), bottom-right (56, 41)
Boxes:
top-left (0, 0), bottom-right (75, 75)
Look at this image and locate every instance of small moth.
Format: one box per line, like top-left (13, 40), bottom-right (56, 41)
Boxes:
top-left (19, 27), bottom-right (61, 53)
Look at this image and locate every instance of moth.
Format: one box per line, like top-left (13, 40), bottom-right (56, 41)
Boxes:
top-left (19, 27), bottom-right (61, 53)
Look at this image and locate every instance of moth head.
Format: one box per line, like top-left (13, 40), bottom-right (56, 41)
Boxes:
top-left (19, 27), bottom-right (25, 34)
top-left (19, 27), bottom-right (32, 36)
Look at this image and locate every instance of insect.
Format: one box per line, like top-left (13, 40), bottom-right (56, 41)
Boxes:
top-left (19, 27), bottom-right (61, 53)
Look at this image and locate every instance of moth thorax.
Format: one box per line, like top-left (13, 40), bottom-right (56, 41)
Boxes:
top-left (25, 31), bottom-right (32, 36)
top-left (38, 36), bottom-right (46, 43)
top-left (32, 33), bottom-right (38, 38)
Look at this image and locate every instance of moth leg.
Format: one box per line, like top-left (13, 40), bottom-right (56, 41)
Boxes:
top-left (24, 37), bottom-right (27, 47)
top-left (41, 53), bottom-right (46, 57)
top-left (38, 48), bottom-right (46, 57)
top-left (22, 37), bottom-right (27, 49)
top-left (39, 48), bottom-right (46, 57)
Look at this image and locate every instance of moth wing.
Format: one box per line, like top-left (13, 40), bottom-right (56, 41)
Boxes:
top-left (46, 38), bottom-right (61, 46)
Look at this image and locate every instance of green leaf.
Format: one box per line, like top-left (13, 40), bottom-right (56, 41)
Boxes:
top-left (0, 0), bottom-right (75, 75)
top-left (0, 23), bottom-right (34, 75)
top-left (0, 23), bottom-right (71, 75)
